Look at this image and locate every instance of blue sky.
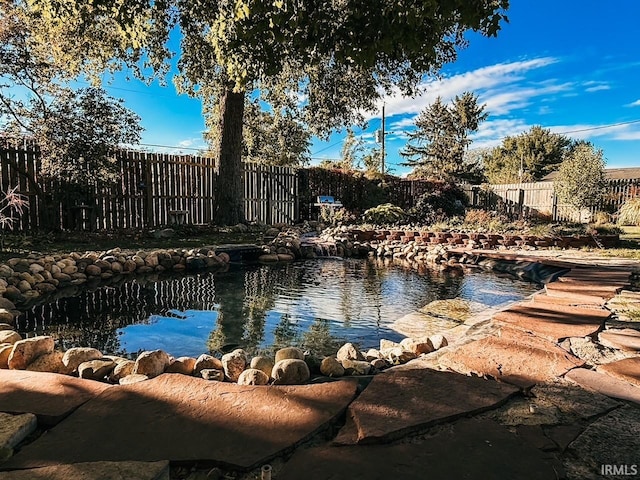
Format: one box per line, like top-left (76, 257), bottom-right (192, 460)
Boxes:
top-left (104, 0), bottom-right (640, 177)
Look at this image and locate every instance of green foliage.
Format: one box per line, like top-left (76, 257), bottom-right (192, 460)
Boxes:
top-left (362, 204), bottom-right (407, 225)
top-left (319, 206), bottom-right (355, 226)
top-left (401, 93), bottom-right (487, 181)
top-left (483, 126), bottom-right (571, 184)
top-left (618, 198), bottom-right (640, 226)
top-left (554, 142), bottom-right (606, 211)
top-left (409, 182), bottom-right (467, 224)
top-left (339, 129), bottom-right (363, 172)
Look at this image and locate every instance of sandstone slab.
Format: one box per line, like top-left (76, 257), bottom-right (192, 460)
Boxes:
top-left (565, 368), bottom-right (640, 405)
top-left (599, 328), bottom-right (640, 351)
top-left (597, 357), bottom-right (640, 387)
top-left (334, 368), bottom-right (518, 444)
top-left (0, 412), bottom-right (37, 451)
top-left (493, 302), bottom-right (609, 343)
top-left (3, 373), bottom-right (357, 470)
top-left (0, 369), bottom-right (110, 426)
top-left (280, 419), bottom-right (562, 480)
top-left (565, 406), bottom-right (640, 480)
top-left (544, 281), bottom-right (619, 305)
top-left (439, 327), bottom-right (585, 387)
top-left (0, 461), bottom-right (170, 480)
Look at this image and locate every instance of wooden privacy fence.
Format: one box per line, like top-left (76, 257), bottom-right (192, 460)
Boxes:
top-left (465, 178), bottom-right (640, 222)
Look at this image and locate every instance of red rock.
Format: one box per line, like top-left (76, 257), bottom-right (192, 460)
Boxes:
top-left (0, 461), bottom-right (170, 480)
top-left (558, 269), bottom-right (631, 285)
top-left (599, 329), bottom-right (640, 351)
top-left (544, 282), bottom-right (619, 305)
top-left (439, 327), bottom-right (584, 387)
top-left (597, 357), bottom-right (640, 387)
top-left (280, 419), bottom-right (563, 480)
top-left (3, 374), bottom-right (357, 470)
top-left (493, 302), bottom-right (609, 343)
top-left (334, 368), bottom-right (518, 445)
top-left (565, 368), bottom-right (640, 405)
top-left (0, 370), bottom-right (110, 426)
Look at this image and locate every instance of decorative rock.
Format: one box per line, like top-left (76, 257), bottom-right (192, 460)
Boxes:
top-left (78, 359), bottom-right (116, 381)
top-left (400, 337), bottom-right (434, 355)
top-left (119, 374), bottom-right (149, 385)
top-left (109, 360), bottom-right (135, 383)
top-left (599, 328), bottom-right (640, 351)
top-left (364, 349), bottom-right (382, 361)
top-left (320, 357), bottom-right (345, 377)
top-left (250, 356), bottom-right (274, 378)
top-left (165, 356), bottom-right (197, 375)
top-left (237, 368), bottom-right (269, 385)
top-left (200, 369), bottom-right (225, 381)
top-left (341, 359), bottom-right (373, 376)
top-left (336, 343), bottom-right (365, 362)
top-left (272, 359), bottom-right (310, 385)
top-left (371, 358), bottom-right (390, 370)
top-left (275, 347), bottom-right (305, 363)
top-left (0, 323), bottom-right (14, 330)
top-left (132, 350), bottom-right (171, 378)
top-left (383, 347), bottom-right (417, 365)
top-left (26, 351), bottom-right (70, 374)
top-left (221, 349), bottom-right (248, 382)
top-left (0, 344), bottom-right (12, 368)
top-left (380, 339), bottom-right (402, 352)
top-left (193, 354), bottom-right (223, 376)
top-left (0, 412), bottom-right (37, 453)
top-left (62, 347), bottom-right (103, 372)
top-left (8, 336), bottom-right (55, 370)
top-left (0, 330), bottom-right (21, 345)
top-left (85, 265), bottom-right (102, 276)
top-left (429, 334), bottom-right (448, 350)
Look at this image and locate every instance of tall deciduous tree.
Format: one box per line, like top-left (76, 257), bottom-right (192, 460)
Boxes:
top-left (554, 141), bottom-right (606, 212)
top-left (483, 126), bottom-right (571, 184)
top-left (400, 92), bottom-right (487, 181)
top-left (29, 0), bottom-right (509, 224)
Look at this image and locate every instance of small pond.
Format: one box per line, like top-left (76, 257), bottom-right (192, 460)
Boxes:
top-left (15, 258), bottom-right (540, 358)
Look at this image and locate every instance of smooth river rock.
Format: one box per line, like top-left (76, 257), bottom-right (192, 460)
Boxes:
top-left (0, 330), bottom-right (21, 345)
top-left (193, 354), bottom-right (223, 376)
top-left (62, 347), bottom-right (103, 372)
top-left (272, 359), bottom-right (310, 385)
top-left (78, 359), bottom-right (116, 381)
top-left (275, 347), bottom-right (305, 363)
top-left (237, 368), bottom-right (269, 385)
top-left (221, 349), bottom-right (248, 382)
top-left (165, 356), bottom-right (196, 375)
top-left (133, 350), bottom-right (171, 378)
top-left (250, 356), bottom-right (274, 378)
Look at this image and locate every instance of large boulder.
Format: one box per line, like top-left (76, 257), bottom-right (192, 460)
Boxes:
top-left (0, 330), bottom-right (21, 345)
top-left (275, 347), bottom-right (305, 363)
top-left (166, 356), bottom-right (197, 375)
top-left (221, 349), bottom-right (248, 382)
top-left (193, 354), bottom-right (223, 377)
top-left (26, 351), bottom-right (70, 374)
top-left (8, 336), bottom-right (55, 370)
top-left (320, 357), bottom-right (345, 377)
top-left (250, 356), bottom-right (274, 379)
top-left (78, 359), bottom-right (116, 381)
top-left (237, 368), bottom-right (270, 386)
top-left (132, 350), bottom-right (171, 378)
top-left (272, 359), bottom-right (310, 385)
top-left (336, 343), bottom-right (365, 362)
top-left (62, 347), bottom-right (103, 372)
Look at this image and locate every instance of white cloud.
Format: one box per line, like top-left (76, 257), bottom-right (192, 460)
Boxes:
top-left (585, 84), bottom-right (611, 93)
top-left (470, 118), bottom-right (531, 149)
top-left (627, 99), bottom-right (640, 107)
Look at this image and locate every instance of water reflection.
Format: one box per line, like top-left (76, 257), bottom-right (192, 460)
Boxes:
top-left (15, 258), bottom-right (539, 358)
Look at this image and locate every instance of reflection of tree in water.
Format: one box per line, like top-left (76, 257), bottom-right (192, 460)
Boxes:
top-left (300, 318), bottom-right (346, 357)
top-left (271, 313), bottom-right (299, 352)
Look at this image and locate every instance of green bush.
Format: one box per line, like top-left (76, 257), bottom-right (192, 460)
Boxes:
top-left (618, 198), bottom-right (640, 226)
top-left (409, 182), bottom-right (467, 224)
top-left (362, 203), bottom-right (407, 225)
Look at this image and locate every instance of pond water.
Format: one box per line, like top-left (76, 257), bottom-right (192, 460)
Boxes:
top-left (15, 258), bottom-right (540, 358)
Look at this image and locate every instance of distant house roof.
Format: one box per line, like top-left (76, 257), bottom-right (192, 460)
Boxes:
top-left (543, 167), bottom-right (640, 182)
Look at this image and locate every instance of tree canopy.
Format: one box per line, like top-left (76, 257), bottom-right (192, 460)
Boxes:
top-left (401, 92), bottom-right (487, 181)
top-left (554, 141), bottom-right (606, 212)
top-left (483, 126), bottom-right (571, 184)
top-left (26, 0), bottom-right (510, 224)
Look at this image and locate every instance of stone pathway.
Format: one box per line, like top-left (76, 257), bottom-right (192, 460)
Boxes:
top-left (1, 254), bottom-right (640, 479)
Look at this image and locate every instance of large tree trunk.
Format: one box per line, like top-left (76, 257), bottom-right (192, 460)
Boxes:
top-left (214, 87), bottom-right (245, 226)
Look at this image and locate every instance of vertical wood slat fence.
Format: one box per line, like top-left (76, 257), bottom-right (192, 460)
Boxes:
top-left (465, 178), bottom-right (640, 222)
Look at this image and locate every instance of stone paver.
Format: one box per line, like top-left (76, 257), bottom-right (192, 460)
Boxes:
top-left (557, 269), bottom-right (631, 285)
top-left (0, 461), bottom-right (170, 480)
top-left (334, 368), bottom-right (518, 445)
top-left (544, 281), bottom-right (620, 305)
top-left (599, 328), bottom-right (640, 351)
top-left (564, 406), bottom-right (640, 480)
top-left (2, 374), bottom-right (357, 471)
top-left (0, 413), bottom-right (36, 453)
top-left (279, 419), bottom-right (563, 480)
top-left (565, 368), bottom-right (640, 404)
top-left (0, 370), bottom-right (110, 426)
top-left (493, 302), bottom-right (609, 343)
top-left (439, 326), bottom-right (584, 387)
top-left (597, 357), bottom-right (640, 387)
top-left (531, 293), bottom-right (602, 308)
